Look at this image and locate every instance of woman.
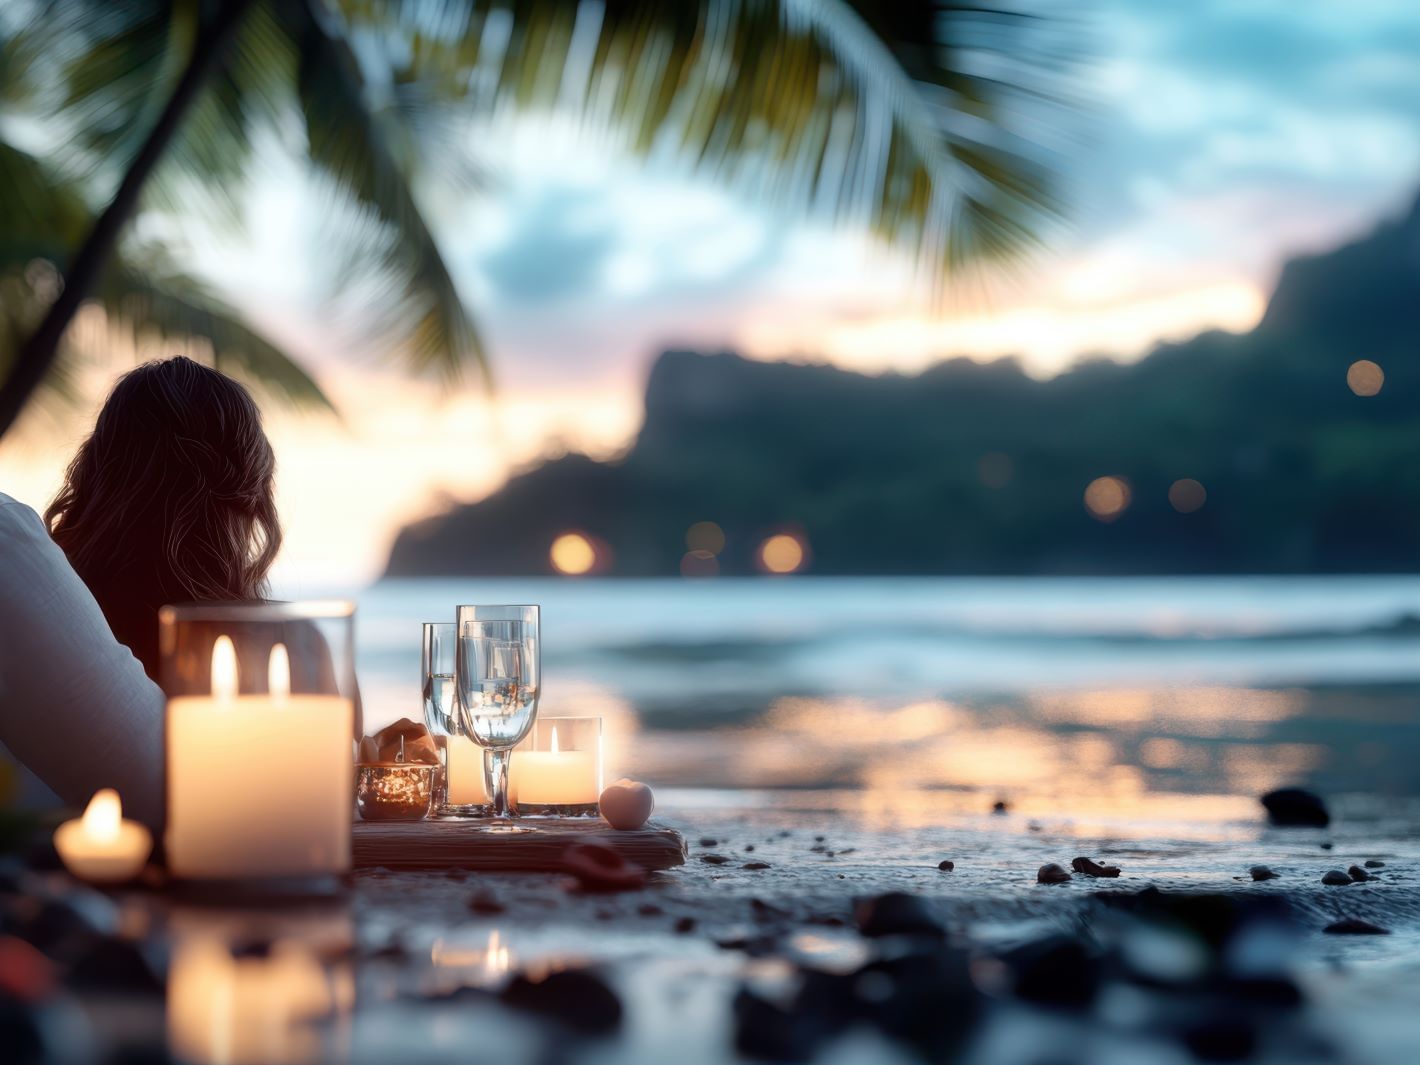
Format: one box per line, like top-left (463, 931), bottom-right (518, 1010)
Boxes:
top-left (46, 356), bottom-right (281, 682)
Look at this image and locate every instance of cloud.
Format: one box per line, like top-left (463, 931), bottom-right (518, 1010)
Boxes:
top-left (477, 187), bottom-right (617, 304)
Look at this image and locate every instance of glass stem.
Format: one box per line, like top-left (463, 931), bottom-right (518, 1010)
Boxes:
top-left (485, 748), bottom-right (514, 818)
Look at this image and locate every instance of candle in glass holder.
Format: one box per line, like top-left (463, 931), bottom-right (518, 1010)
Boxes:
top-left (509, 717), bottom-right (602, 813)
top-left (355, 763), bottom-right (436, 821)
top-left (443, 734), bottom-right (489, 806)
top-left (53, 789), bottom-right (152, 883)
top-left (167, 635), bottom-right (353, 879)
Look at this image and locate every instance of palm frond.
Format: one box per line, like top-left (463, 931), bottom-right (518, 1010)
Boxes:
top-left (98, 249), bottom-right (336, 411)
top-left (275, 0), bottom-right (486, 385)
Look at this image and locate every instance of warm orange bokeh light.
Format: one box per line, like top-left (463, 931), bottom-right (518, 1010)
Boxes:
top-left (549, 532), bottom-right (596, 575)
top-left (685, 521), bottom-right (725, 555)
top-left (758, 533), bottom-right (806, 574)
top-left (1347, 359), bottom-right (1384, 396)
top-left (1084, 476), bottom-right (1131, 522)
top-left (1168, 478), bottom-right (1207, 513)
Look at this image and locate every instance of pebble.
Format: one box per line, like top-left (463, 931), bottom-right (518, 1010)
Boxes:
top-left (467, 891), bottom-right (505, 914)
top-left (1347, 865), bottom-right (1375, 882)
top-left (598, 779), bottom-right (655, 830)
top-left (1323, 918), bottom-right (1390, 935)
top-left (1000, 934), bottom-right (1099, 1010)
top-left (937, 860), bottom-right (954, 872)
top-left (743, 861), bottom-right (772, 871)
top-left (1070, 856), bottom-right (1121, 878)
top-left (744, 844), bottom-right (755, 852)
top-left (1320, 842), bottom-right (1334, 850)
top-left (501, 968), bottom-right (623, 1036)
top-left (1037, 863), bottom-right (1071, 884)
top-left (673, 916), bottom-right (696, 934)
top-left (1364, 859), bottom-right (1385, 868)
top-left (1249, 865), bottom-right (1280, 881)
top-left (855, 892), bottom-right (944, 939)
top-left (637, 903), bottom-right (664, 916)
top-left (699, 837), bottom-right (718, 847)
top-left (1321, 869), bottom-right (1352, 886)
top-left (992, 800), bottom-right (1009, 815)
top-left (1260, 787), bottom-right (1330, 827)
top-left (700, 854), bottom-right (731, 865)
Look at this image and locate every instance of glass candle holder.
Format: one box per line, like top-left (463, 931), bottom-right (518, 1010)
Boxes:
top-left (159, 601), bottom-right (356, 885)
top-left (355, 763), bottom-right (436, 821)
top-left (509, 716), bottom-right (602, 816)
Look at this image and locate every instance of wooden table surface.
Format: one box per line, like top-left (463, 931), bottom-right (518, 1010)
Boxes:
top-left (352, 817), bottom-right (687, 872)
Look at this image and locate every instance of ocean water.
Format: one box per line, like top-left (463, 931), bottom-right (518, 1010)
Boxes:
top-left (313, 576), bottom-right (1420, 820)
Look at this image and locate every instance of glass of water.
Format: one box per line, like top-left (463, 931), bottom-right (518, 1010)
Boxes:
top-left (423, 621), bottom-right (487, 817)
top-left (456, 604), bottom-right (539, 831)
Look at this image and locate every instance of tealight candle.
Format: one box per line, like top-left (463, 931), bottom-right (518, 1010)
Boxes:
top-left (54, 789), bottom-right (153, 883)
top-left (509, 717), bottom-right (602, 814)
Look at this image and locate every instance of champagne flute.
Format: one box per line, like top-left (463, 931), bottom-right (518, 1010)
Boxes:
top-left (456, 604), bottom-right (539, 832)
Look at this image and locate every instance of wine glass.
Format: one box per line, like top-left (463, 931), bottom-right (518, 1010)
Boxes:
top-left (455, 604), bottom-right (539, 831)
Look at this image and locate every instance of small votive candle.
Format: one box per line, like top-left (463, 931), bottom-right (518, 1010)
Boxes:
top-left (510, 717), bottom-right (602, 816)
top-left (355, 763), bottom-right (436, 821)
top-left (54, 789), bottom-right (153, 883)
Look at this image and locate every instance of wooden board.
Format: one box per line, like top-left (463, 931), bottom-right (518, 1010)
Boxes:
top-left (352, 817), bottom-right (687, 872)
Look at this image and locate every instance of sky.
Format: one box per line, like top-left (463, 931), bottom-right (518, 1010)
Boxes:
top-left (3, 0), bottom-right (1420, 586)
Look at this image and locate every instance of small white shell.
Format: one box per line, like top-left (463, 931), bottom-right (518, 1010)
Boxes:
top-left (599, 778), bottom-right (655, 830)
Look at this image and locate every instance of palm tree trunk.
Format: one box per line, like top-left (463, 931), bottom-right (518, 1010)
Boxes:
top-left (0, 0), bottom-right (255, 439)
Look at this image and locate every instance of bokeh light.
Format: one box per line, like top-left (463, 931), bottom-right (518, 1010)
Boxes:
top-left (1084, 476), bottom-right (1131, 522)
top-left (977, 452), bottom-right (1014, 489)
top-left (1347, 359), bottom-right (1384, 396)
top-left (549, 532), bottom-right (596, 575)
top-left (758, 533), bottom-right (807, 574)
top-left (1168, 478), bottom-right (1207, 514)
top-left (685, 520), bottom-right (725, 555)
top-left (680, 549), bottom-right (719, 578)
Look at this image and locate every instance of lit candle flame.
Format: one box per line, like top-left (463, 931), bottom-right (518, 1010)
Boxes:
top-left (211, 636), bottom-right (237, 702)
top-left (268, 643), bottom-right (290, 703)
top-left (83, 788), bottom-right (122, 844)
top-left (551, 726), bottom-right (559, 754)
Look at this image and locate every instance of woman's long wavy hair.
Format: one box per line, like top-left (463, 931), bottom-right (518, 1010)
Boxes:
top-left (46, 357), bottom-right (280, 677)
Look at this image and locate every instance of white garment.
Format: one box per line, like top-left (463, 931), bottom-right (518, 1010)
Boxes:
top-left (0, 492), bottom-right (164, 828)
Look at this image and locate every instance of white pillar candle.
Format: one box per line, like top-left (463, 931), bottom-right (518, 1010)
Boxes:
top-left (167, 637), bottom-right (353, 880)
top-left (444, 734), bottom-right (489, 805)
top-left (509, 726), bottom-right (599, 805)
top-left (54, 789), bottom-right (153, 882)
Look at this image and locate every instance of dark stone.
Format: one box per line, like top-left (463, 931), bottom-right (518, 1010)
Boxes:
top-left (1347, 865), bottom-right (1374, 882)
top-left (636, 903), bottom-right (664, 916)
top-left (673, 916), bottom-right (696, 934)
top-left (1249, 865), bottom-right (1279, 880)
top-left (854, 893), bottom-right (943, 939)
top-left (1259, 788), bottom-right (1329, 827)
top-left (1071, 856), bottom-right (1121, 878)
top-left (744, 844), bottom-right (755, 852)
top-left (937, 860), bottom-right (954, 872)
top-left (1323, 918), bottom-right (1389, 935)
top-left (562, 843), bottom-right (647, 892)
top-left (809, 844), bottom-right (827, 853)
top-left (467, 891), bottom-right (505, 914)
top-left (743, 861), bottom-right (772, 871)
top-left (804, 913), bottom-right (847, 927)
top-left (500, 968), bottom-right (622, 1036)
top-left (992, 800), bottom-right (1009, 815)
top-left (1182, 1015), bottom-right (1257, 1062)
top-left (716, 932), bottom-right (780, 957)
top-left (1027, 822), bottom-right (1043, 833)
top-left (750, 897), bottom-right (789, 921)
top-left (1321, 869), bottom-right (1352, 886)
top-left (1037, 863), bottom-right (1071, 884)
top-left (733, 987), bottom-right (817, 1062)
top-left (1320, 841), bottom-right (1333, 850)
top-left (0, 996), bottom-right (47, 1065)
top-left (850, 946), bottom-right (983, 1057)
top-left (700, 854), bottom-right (731, 865)
top-left (1364, 860), bottom-right (1385, 868)
top-left (698, 837), bottom-right (718, 847)
top-left (814, 836), bottom-right (826, 843)
top-left (1000, 935), bottom-right (1099, 1010)
top-left (67, 936), bottom-right (163, 995)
